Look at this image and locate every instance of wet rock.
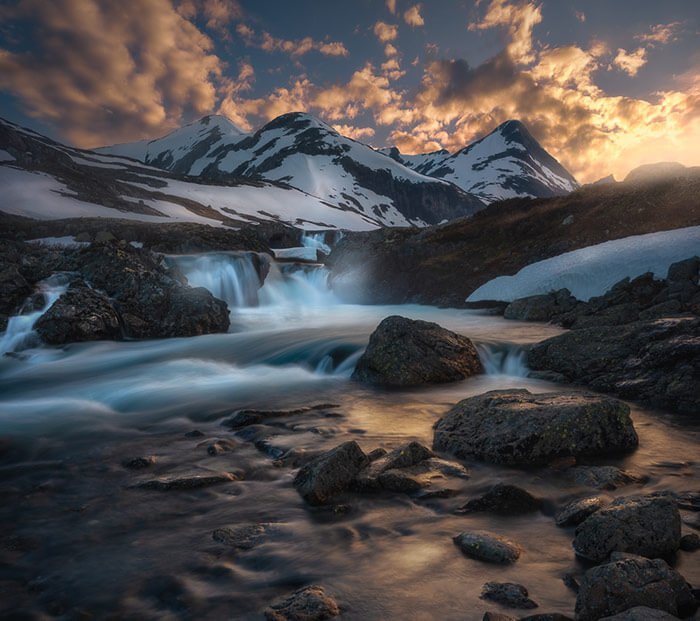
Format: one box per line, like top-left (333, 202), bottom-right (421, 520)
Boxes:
top-left (504, 289), bottom-right (577, 322)
top-left (555, 497), bottom-right (604, 527)
top-left (264, 585), bottom-right (340, 621)
top-left (212, 523), bottom-right (273, 550)
top-left (367, 448), bottom-right (388, 461)
top-left (599, 607), bottom-right (681, 620)
top-left (667, 256), bottom-right (699, 283)
top-left (483, 613), bottom-right (516, 621)
top-left (573, 495), bottom-right (681, 562)
top-left (528, 316), bottom-right (700, 414)
top-left (680, 533), bottom-right (700, 551)
top-left (457, 483), bottom-right (541, 515)
top-left (453, 530), bottom-right (522, 564)
top-left (34, 284), bottom-right (121, 344)
top-left (274, 447), bottom-right (325, 468)
top-left (520, 616), bottom-right (574, 621)
top-left (351, 315), bottom-right (483, 386)
top-left (293, 441), bottom-right (369, 505)
top-left (575, 556), bottom-right (695, 620)
top-left (134, 471), bottom-right (238, 491)
top-left (480, 582), bottom-right (538, 609)
top-left (433, 389), bottom-right (637, 466)
top-left (0, 264), bottom-right (31, 327)
top-left (563, 574), bottom-right (580, 593)
top-left (206, 439), bottom-right (238, 456)
top-left (184, 430), bottom-right (204, 438)
top-left (568, 466), bottom-right (647, 490)
top-left (122, 456), bottom-right (157, 470)
top-left (222, 404), bottom-right (340, 429)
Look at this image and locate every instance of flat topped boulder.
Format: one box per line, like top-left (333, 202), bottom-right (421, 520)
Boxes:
top-left (351, 315), bottom-right (483, 386)
top-left (433, 389), bottom-right (638, 466)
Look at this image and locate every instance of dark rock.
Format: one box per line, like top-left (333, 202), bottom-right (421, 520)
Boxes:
top-left (568, 466), bottom-right (648, 490)
top-left (293, 441), bottom-right (368, 505)
top-left (480, 582), bottom-right (538, 609)
top-left (274, 448), bottom-right (326, 468)
top-left (222, 404), bottom-right (340, 429)
top-left (122, 456), bottom-right (157, 470)
top-left (0, 264), bottom-right (31, 325)
top-left (212, 523), bottom-right (273, 550)
top-left (520, 616), bottom-right (573, 621)
top-left (599, 607), bottom-right (681, 620)
top-left (367, 448), bottom-right (388, 461)
top-left (666, 256), bottom-right (699, 283)
top-left (563, 574), bottom-right (580, 593)
top-left (504, 289), bottom-right (577, 322)
top-left (433, 389), bottom-right (637, 466)
top-left (134, 471), bottom-right (238, 491)
top-left (457, 483), bottom-right (541, 515)
top-left (528, 316), bottom-right (700, 414)
top-left (351, 315), bottom-right (483, 386)
top-left (483, 613), bottom-right (516, 621)
top-left (555, 497), bottom-right (604, 526)
top-left (184, 430), bottom-right (204, 438)
top-left (453, 530), bottom-right (521, 564)
top-left (264, 585), bottom-right (340, 621)
top-left (573, 495), bottom-right (681, 562)
top-left (638, 300), bottom-right (683, 320)
top-left (680, 533), bottom-right (700, 551)
top-left (575, 556), bottom-right (695, 620)
top-left (206, 439), bottom-right (238, 456)
top-left (35, 285), bottom-right (121, 344)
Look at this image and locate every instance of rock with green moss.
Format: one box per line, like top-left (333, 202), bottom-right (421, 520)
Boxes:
top-left (433, 389), bottom-right (638, 466)
top-left (351, 315), bottom-right (483, 386)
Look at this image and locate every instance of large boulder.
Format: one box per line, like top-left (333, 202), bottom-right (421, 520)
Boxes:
top-left (504, 289), bottom-right (577, 322)
top-left (34, 284), bottom-right (121, 344)
top-left (453, 530), bottom-right (522, 564)
top-left (293, 441), bottom-right (369, 505)
top-left (573, 495), bottom-right (681, 562)
top-left (600, 607), bottom-right (681, 620)
top-left (351, 315), bottom-right (483, 386)
top-left (529, 316), bottom-right (700, 415)
top-left (575, 556), bottom-right (695, 621)
top-left (433, 389), bottom-right (637, 466)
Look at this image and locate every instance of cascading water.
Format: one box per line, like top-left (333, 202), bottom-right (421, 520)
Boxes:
top-left (477, 342), bottom-right (529, 377)
top-left (0, 274), bottom-right (70, 355)
top-left (301, 230), bottom-right (332, 255)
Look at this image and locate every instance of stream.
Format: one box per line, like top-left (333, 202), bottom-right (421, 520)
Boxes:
top-left (0, 251), bottom-right (698, 620)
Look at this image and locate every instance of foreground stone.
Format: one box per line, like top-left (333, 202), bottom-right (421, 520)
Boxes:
top-left (293, 441), bottom-right (368, 505)
top-left (457, 483), bottom-right (541, 515)
top-left (453, 531), bottom-right (521, 564)
top-left (575, 556), bottom-right (695, 620)
top-left (212, 523), bottom-right (273, 550)
top-left (555, 497), bottom-right (604, 527)
top-left (573, 495), bottom-right (681, 562)
top-left (433, 390), bottom-right (638, 466)
top-left (567, 466), bottom-right (647, 490)
top-left (480, 582), bottom-right (538, 609)
top-left (528, 316), bottom-right (700, 414)
top-left (351, 315), bottom-right (483, 386)
top-left (264, 585), bottom-right (340, 621)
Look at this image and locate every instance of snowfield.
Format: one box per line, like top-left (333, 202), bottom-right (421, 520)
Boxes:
top-left (467, 225), bottom-right (700, 302)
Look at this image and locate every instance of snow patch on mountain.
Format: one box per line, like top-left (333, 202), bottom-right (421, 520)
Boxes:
top-left (467, 225), bottom-right (700, 302)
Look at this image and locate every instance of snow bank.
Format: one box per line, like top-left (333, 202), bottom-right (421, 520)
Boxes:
top-left (467, 226), bottom-right (700, 302)
top-left (272, 247), bottom-right (319, 262)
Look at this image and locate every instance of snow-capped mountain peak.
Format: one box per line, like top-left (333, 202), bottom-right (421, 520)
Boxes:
top-left (383, 120), bottom-right (579, 204)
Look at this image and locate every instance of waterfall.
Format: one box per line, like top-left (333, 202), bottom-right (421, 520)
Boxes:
top-left (301, 230), bottom-right (332, 256)
top-left (0, 274), bottom-right (70, 355)
top-left (170, 252), bottom-right (336, 311)
top-left (477, 342), bottom-right (529, 377)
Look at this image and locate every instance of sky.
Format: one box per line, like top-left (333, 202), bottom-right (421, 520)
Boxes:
top-left (0, 0), bottom-right (698, 182)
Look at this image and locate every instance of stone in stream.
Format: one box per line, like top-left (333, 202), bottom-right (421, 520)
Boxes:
top-left (555, 496), bottom-right (605, 527)
top-left (34, 284), bottom-right (122, 344)
top-left (293, 441), bottom-right (369, 505)
top-left (205, 439), bottom-right (238, 455)
top-left (212, 523), bottom-right (274, 550)
top-left (453, 531), bottom-right (522, 564)
top-left (573, 494), bottom-right (681, 562)
top-left (457, 483), bottom-right (541, 515)
top-left (351, 315), bottom-right (483, 386)
top-left (599, 608), bottom-right (682, 620)
top-left (264, 585), bottom-right (340, 621)
top-left (222, 404), bottom-right (341, 429)
top-left (480, 582), bottom-right (538, 609)
top-left (575, 555), bottom-right (695, 620)
top-left (433, 389), bottom-right (638, 466)
top-left (680, 533), bottom-right (700, 551)
top-left (567, 466), bottom-right (648, 490)
top-left (122, 455), bottom-right (157, 470)
top-left (134, 471), bottom-right (238, 491)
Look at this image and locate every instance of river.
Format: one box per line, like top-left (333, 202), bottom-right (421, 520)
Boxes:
top-left (0, 252), bottom-right (698, 620)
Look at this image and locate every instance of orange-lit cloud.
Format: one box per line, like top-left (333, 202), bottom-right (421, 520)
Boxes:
top-left (385, 0), bottom-right (397, 15)
top-left (636, 22), bottom-right (683, 47)
top-left (613, 47), bottom-right (647, 76)
top-left (236, 24), bottom-right (348, 58)
top-left (373, 21), bottom-right (399, 43)
top-left (403, 5), bottom-right (425, 28)
top-left (332, 124), bottom-right (376, 140)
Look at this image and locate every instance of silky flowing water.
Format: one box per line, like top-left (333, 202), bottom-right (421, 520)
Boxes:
top-left (1, 254), bottom-right (698, 620)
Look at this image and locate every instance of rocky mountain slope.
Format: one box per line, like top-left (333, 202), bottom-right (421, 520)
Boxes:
top-left (326, 168), bottom-right (700, 306)
top-left (100, 112), bottom-right (484, 226)
top-left (381, 120), bottom-right (579, 203)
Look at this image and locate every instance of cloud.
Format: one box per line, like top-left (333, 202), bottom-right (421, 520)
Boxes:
top-left (0, 0), bottom-right (224, 147)
top-left (373, 21), bottom-right (399, 43)
top-left (236, 24), bottom-right (348, 58)
top-left (636, 22), bottom-right (683, 47)
top-left (386, 0), bottom-right (397, 14)
top-left (574, 10), bottom-right (585, 23)
top-left (403, 5), bottom-right (424, 27)
top-left (332, 124), bottom-right (375, 141)
top-left (613, 47), bottom-right (647, 76)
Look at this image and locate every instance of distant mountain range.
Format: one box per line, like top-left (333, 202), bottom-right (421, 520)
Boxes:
top-left (1, 112), bottom-right (582, 231)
